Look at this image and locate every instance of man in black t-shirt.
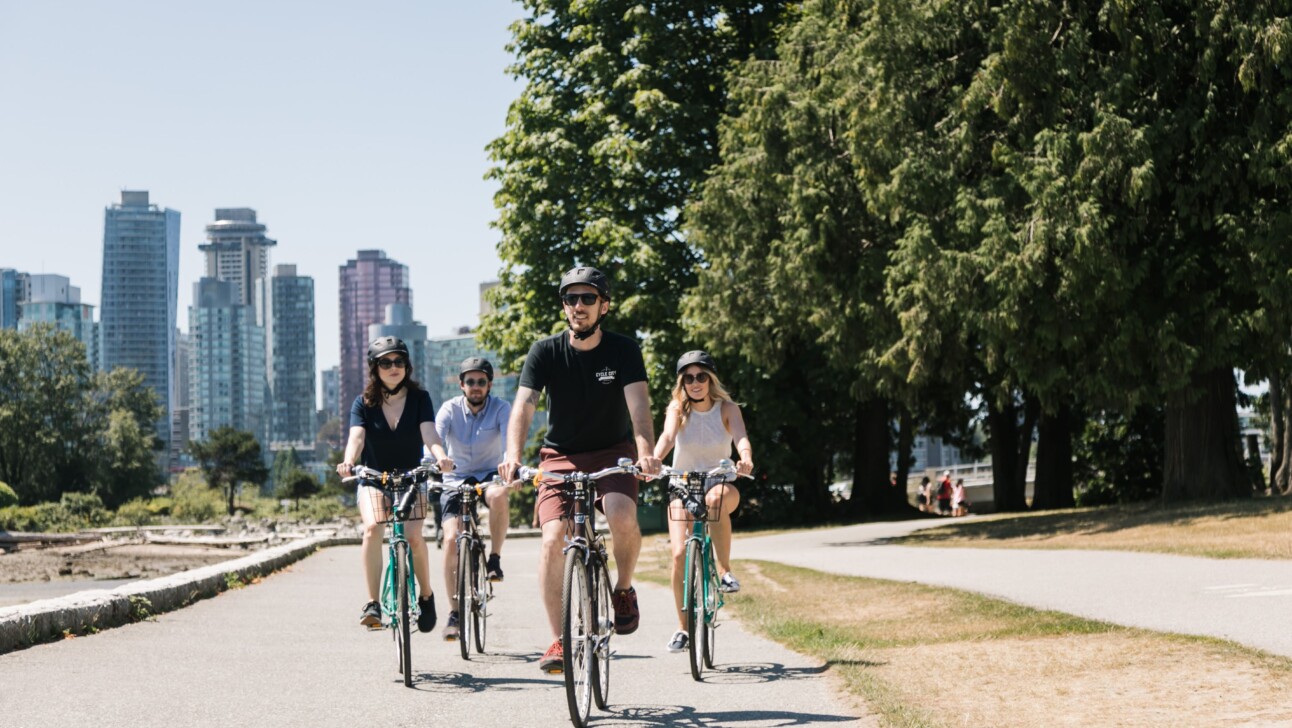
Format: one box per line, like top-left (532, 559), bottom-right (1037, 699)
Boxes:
top-left (499, 266), bottom-right (662, 674)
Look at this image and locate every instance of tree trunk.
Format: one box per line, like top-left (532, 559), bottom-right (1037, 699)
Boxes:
top-left (1269, 375), bottom-right (1283, 495)
top-left (895, 405), bottom-right (915, 508)
top-left (987, 400), bottom-right (1021, 512)
top-left (227, 482), bottom-right (236, 516)
top-left (1015, 397), bottom-right (1040, 509)
top-left (1031, 404), bottom-right (1076, 510)
top-left (847, 398), bottom-right (907, 517)
top-left (1162, 368), bottom-right (1252, 502)
top-left (1275, 371), bottom-right (1292, 495)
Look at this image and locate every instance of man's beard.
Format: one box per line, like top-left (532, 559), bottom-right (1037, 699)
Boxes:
top-left (466, 392), bottom-right (487, 406)
top-left (567, 309), bottom-right (602, 339)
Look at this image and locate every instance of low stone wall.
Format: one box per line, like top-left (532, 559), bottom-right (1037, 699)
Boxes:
top-left (0, 535), bottom-right (361, 654)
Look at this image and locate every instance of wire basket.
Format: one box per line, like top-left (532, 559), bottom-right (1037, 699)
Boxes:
top-left (667, 476), bottom-right (725, 523)
top-left (365, 483), bottom-right (427, 524)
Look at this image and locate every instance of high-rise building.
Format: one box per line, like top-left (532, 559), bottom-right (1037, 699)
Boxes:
top-left (0, 269), bottom-right (30, 330)
top-left (100, 190), bottom-right (180, 449)
top-left (17, 274), bottom-right (97, 368)
top-left (199, 208), bottom-right (276, 322)
top-left (188, 278), bottom-right (268, 446)
top-left (338, 250), bottom-right (410, 418)
top-left (171, 330), bottom-right (193, 466)
top-left (367, 303), bottom-right (430, 392)
top-left (320, 365), bottom-right (340, 423)
top-left (270, 264), bottom-right (316, 448)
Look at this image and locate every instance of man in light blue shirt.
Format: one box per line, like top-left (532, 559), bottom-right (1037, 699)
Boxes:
top-left (433, 356), bottom-right (513, 642)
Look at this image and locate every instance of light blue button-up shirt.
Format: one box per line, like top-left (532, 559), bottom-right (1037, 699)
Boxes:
top-left (433, 394), bottom-right (512, 484)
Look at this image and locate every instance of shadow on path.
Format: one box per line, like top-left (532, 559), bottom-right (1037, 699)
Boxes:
top-left (594, 702), bottom-right (858, 726)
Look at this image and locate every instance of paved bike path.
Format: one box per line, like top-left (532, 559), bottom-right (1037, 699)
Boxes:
top-left (738, 519), bottom-right (1292, 659)
top-left (0, 540), bottom-right (869, 727)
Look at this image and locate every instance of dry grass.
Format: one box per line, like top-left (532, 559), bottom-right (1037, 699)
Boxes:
top-left (640, 550), bottom-right (1292, 728)
top-left (891, 496), bottom-right (1292, 559)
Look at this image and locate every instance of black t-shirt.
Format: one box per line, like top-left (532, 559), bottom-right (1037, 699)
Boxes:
top-left (519, 330), bottom-right (648, 453)
top-left (348, 389), bottom-right (436, 471)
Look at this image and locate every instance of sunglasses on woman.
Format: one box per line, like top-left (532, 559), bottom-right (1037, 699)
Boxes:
top-left (377, 357), bottom-right (407, 370)
top-left (561, 292), bottom-right (600, 307)
top-left (682, 371), bottom-right (710, 385)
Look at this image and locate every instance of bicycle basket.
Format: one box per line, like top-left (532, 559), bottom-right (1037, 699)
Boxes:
top-left (667, 475), bottom-right (725, 523)
top-left (365, 483), bottom-right (427, 524)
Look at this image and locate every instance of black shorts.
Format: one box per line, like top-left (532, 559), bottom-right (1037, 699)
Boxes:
top-left (439, 472), bottom-right (498, 522)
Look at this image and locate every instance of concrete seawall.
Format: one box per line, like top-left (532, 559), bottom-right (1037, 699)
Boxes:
top-left (0, 535), bottom-right (361, 654)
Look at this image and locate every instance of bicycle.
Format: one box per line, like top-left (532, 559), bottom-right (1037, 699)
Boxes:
top-left (344, 460), bottom-right (438, 688)
top-left (660, 459), bottom-right (749, 681)
top-left (518, 458), bottom-right (640, 728)
top-left (432, 475), bottom-right (510, 660)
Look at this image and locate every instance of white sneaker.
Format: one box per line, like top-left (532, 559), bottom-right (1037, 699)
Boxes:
top-left (719, 572), bottom-right (741, 593)
top-left (666, 630), bottom-right (689, 653)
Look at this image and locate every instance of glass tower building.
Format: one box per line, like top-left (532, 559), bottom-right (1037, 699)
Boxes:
top-left (100, 190), bottom-right (180, 449)
top-left (338, 250), bottom-right (411, 419)
top-left (270, 264), bottom-right (316, 447)
top-left (189, 278), bottom-right (268, 446)
top-left (17, 274), bottom-right (97, 368)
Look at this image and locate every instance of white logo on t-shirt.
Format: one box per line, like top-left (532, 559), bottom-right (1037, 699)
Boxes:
top-left (596, 367), bottom-right (617, 384)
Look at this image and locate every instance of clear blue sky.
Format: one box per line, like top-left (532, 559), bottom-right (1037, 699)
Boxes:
top-left (0, 0), bottom-right (524, 385)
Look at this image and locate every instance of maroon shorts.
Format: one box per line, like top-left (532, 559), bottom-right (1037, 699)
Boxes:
top-left (535, 442), bottom-right (638, 526)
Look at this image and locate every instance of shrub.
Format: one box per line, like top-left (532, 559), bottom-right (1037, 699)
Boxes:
top-left (113, 499), bottom-right (155, 527)
top-left (170, 474), bottom-right (222, 522)
top-left (291, 496), bottom-right (353, 522)
top-left (59, 492), bottom-right (111, 527)
top-left (0, 481), bottom-right (17, 509)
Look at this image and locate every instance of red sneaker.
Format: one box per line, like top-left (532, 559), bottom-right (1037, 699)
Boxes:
top-left (539, 638), bottom-right (564, 673)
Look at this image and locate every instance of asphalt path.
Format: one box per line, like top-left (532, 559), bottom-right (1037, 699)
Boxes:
top-left (739, 518), bottom-right (1292, 658)
top-left (0, 538), bottom-right (868, 728)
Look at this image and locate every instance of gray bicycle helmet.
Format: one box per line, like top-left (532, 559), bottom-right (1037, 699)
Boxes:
top-left (558, 266), bottom-right (610, 300)
top-left (459, 356), bottom-right (494, 381)
top-left (367, 336), bottom-right (409, 363)
top-left (676, 350), bottom-right (718, 375)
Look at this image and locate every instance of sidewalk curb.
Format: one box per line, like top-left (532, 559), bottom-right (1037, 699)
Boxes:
top-left (0, 535), bottom-right (361, 655)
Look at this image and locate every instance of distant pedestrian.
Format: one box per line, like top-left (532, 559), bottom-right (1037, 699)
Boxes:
top-left (953, 478), bottom-right (969, 517)
top-left (936, 471), bottom-right (953, 515)
top-left (917, 476), bottom-right (931, 512)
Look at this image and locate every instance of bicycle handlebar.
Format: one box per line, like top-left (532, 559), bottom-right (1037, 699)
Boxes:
top-left (341, 459), bottom-right (441, 486)
top-left (516, 457), bottom-right (641, 487)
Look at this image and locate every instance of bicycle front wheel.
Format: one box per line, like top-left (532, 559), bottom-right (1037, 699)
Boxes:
top-left (685, 539), bottom-right (705, 682)
top-left (703, 542), bottom-right (720, 669)
top-left (457, 538), bottom-right (473, 661)
top-left (473, 544), bottom-right (489, 654)
top-left (395, 540), bottom-right (413, 687)
top-left (561, 548), bottom-right (592, 728)
top-left (590, 557), bottom-right (612, 710)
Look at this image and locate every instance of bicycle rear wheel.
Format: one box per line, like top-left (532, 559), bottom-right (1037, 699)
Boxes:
top-left (472, 544), bottom-right (489, 654)
top-left (685, 539), bottom-right (705, 682)
top-left (457, 538), bottom-right (473, 660)
top-left (590, 557), bottom-right (612, 710)
top-left (703, 542), bottom-right (720, 669)
top-left (395, 540), bottom-right (413, 687)
top-left (561, 548), bottom-right (592, 728)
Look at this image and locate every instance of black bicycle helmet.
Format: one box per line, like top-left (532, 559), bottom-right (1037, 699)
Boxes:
top-left (676, 350), bottom-right (718, 375)
top-left (459, 356), bottom-right (494, 381)
top-left (558, 266), bottom-right (610, 300)
top-left (367, 336), bottom-right (409, 363)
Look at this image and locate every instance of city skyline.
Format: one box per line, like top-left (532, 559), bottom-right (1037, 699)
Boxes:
top-left (0, 1), bottom-right (524, 374)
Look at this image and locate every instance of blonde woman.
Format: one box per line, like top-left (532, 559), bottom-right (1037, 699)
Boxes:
top-left (653, 350), bottom-right (753, 654)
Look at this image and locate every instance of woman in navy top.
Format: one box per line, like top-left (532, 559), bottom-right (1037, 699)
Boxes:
top-left (338, 336), bottom-right (454, 632)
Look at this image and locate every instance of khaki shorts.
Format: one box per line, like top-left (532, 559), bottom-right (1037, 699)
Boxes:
top-left (535, 442), bottom-right (638, 526)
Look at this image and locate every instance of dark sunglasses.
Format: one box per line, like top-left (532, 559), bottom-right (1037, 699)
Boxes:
top-left (462, 378), bottom-right (489, 388)
top-left (561, 292), bottom-right (600, 307)
top-left (377, 357), bottom-right (407, 370)
top-left (682, 371), bottom-right (710, 385)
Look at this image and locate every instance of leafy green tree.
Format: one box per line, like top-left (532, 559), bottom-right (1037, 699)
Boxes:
top-left (278, 469), bottom-right (320, 509)
top-left (482, 0), bottom-right (789, 408)
top-left (270, 447), bottom-right (305, 496)
top-left (0, 481), bottom-right (17, 508)
top-left (89, 368), bottom-right (164, 507)
top-left (188, 427), bottom-right (268, 516)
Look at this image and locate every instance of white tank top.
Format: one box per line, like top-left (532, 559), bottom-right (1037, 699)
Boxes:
top-left (672, 405), bottom-right (733, 471)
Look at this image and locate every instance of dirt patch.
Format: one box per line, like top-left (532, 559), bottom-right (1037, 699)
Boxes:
top-left (1, 543), bottom-right (247, 583)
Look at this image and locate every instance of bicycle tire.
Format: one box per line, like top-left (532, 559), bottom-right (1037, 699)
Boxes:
top-left (473, 544), bottom-right (489, 654)
top-left (686, 539), bottom-right (705, 681)
top-left (703, 541), bottom-right (719, 669)
top-left (590, 557), bottom-right (611, 710)
top-left (457, 538), bottom-right (472, 661)
top-left (562, 548), bottom-right (592, 728)
top-left (396, 540), bottom-right (413, 687)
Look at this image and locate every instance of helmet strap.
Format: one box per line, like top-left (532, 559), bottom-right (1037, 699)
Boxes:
top-left (568, 311), bottom-right (604, 340)
top-left (382, 379), bottom-right (406, 397)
